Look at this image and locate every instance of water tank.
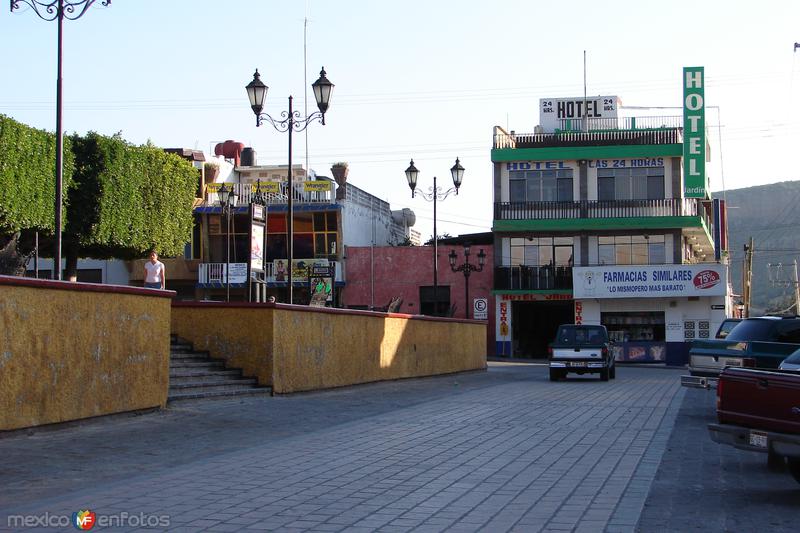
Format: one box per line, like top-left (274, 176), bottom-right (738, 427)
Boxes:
top-left (241, 147), bottom-right (256, 167)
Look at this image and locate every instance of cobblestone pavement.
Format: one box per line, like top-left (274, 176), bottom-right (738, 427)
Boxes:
top-left (1, 364), bottom-right (684, 532)
top-left (636, 387), bottom-right (800, 532)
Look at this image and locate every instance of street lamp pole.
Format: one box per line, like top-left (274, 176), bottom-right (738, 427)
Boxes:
top-left (218, 184), bottom-right (238, 302)
top-left (449, 244), bottom-right (486, 319)
top-left (405, 158), bottom-right (465, 316)
top-left (246, 67), bottom-right (333, 304)
top-left (10, 0), bottom-right (110, 281)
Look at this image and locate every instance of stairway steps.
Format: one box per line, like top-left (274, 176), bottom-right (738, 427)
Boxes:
top-left (167, 387), bottom-right (271, 402)
top-left (170, 375), bottom-right (253, 386)
top-left (168, 337), bottom-right (270, 402)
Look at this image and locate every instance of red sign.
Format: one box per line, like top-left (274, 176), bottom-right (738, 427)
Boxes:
top-left (693, 269), bottom-right (721, 290)
top-left (575, 300), bottom-right (583, 324)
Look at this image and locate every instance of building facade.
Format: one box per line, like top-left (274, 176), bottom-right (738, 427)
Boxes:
top-left (491, 69), bottom-right (729, 364)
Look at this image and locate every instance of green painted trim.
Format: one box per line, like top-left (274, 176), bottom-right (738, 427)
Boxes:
top-left (491, 289), bottom-right (573, 296)
top-left (491, 144), bottom-right (683, 162)
top-left (493, 216), bottom-right (705, 232)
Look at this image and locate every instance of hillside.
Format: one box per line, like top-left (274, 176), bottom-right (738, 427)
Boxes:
top-left (714, 181), bottom-right (800, 314)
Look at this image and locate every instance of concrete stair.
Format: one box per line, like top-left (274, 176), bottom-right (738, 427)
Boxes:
top-left (168, 335), bottom-right (271, 401)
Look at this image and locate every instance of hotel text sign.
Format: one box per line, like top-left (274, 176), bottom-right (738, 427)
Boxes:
top-left (573, 264), bottom-right (726, 299)
top-left (539, 96), bottom-right (619, 131)
top-left (683, 67), bottom-right (706, 198)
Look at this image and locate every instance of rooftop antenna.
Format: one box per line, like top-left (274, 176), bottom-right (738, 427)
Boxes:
top-left (583, 50), bottom-right (588, 132)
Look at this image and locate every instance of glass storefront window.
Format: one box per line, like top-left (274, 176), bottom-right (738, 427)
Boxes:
top-left (596, 235), bottom-right (666, 265)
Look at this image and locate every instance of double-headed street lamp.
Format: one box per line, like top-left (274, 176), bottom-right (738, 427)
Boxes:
top-left (217, 183), bottom-right (238, 302)
top-left (449, 244), bottom-right (486, 319)
top-left (245, 67), bottom-right (334, 304)
top-left (405, 158), bottom-right (465, 316)
top-left (10, 0), bottom-right (110, 280)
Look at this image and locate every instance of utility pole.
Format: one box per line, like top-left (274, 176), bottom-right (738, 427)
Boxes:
top-left (794, 260), bottom-right (800, 315)
top-left (742, 238), bottom-right (754, 318)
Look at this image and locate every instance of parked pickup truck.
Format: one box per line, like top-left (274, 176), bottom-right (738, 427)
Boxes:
top-left (681, 316), bottom-right (800, 389)
top-left (707, 367), bottom-right (800, 484)
top-left (548, 324), bottom-right (615, 382)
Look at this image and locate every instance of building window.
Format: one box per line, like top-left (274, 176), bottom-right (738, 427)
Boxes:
top-left (597, 167), bottom-right (664, 201)
top-left (510, 237), bottom-right (574, 266)
top-left (420, 285), bottom-right (450, 316)
top-left (509, 169), bottom-right (573, 202)
top-left (598, 235), bottom-right (666, 265)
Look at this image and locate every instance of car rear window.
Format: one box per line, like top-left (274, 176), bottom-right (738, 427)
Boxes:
top-left (726, 319), bottom-right (777, 341)
top-left (715, 319), bottom-right (741, 339)
top-left (556, 326), bottom-right (607, 344)
top-left (783, 349), bottom-right (800, 365)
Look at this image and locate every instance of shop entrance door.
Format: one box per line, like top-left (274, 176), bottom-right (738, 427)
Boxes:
top-left (511, 300), bottom-right (573, 358)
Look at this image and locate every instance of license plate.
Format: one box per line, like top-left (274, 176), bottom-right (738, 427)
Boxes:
top-left (568, 362), bottom-right (587, 367)
top-left (749, 431), bottom-right (768, 448)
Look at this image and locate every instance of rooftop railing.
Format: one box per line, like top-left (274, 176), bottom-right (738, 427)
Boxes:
top-left (203, 181), bottom-right (334, 207)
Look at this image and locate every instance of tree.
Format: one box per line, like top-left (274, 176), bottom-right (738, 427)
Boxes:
top-left (0, 114), bottom-right (74, 274)
top-left (63, 132), bottom-right (197, 279)
top-left (424, 233), bottom-right (452, 246)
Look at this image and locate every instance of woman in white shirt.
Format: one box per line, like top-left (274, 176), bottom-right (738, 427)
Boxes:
top-left (143, 250), bottom-right (166, 289)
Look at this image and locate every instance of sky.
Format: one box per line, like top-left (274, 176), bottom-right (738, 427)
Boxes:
top-left (2, 0), bottom-right (799, 242)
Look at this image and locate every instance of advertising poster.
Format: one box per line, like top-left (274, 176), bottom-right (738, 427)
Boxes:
top-left (250, 224), bottom-right (264, 272)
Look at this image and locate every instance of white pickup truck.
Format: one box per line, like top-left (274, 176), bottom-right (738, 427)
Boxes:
top-left (548, 324), bottom-right (616, 382)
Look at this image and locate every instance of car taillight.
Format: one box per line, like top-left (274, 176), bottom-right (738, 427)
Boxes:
top-left (716, 377), bottom-right (723, 412)
top-left (547, 346), bottom-right (553, 357)
top-left (601, 347), bottom-right (608, 357)
top-left (742, 358), bottom-right (756, 368)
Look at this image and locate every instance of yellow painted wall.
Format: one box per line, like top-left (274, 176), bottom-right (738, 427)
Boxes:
top-left (172, 303), bottom-right (486, 394)
top-left (170, 304), bottom-right (273, 386)
top-left (0, 277), bottom-right (171, 431)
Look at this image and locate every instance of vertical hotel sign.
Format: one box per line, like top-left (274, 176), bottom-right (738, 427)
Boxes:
top-left (683, 67), bottom-right (706, 198)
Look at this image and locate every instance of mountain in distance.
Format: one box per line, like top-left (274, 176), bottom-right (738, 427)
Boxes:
top-left (713, 180), bottom-right (800, 315)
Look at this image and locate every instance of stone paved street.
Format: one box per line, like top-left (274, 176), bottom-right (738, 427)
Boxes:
top-left (0, 362), bottom-right (795, 532)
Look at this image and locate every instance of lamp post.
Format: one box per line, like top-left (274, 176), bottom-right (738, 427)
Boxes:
top-left (10, 0), bottom-right (110, 281)
top-left (449, 244), bottom-right (486, 319)
top-left (218, 183), bottom-right (238, 302)
top-left (405, 157), bottom-right (465, 316)
top-left (246, 67), bottom-right (333, 304)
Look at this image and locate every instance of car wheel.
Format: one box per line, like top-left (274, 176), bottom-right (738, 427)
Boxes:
top-left (549, 368), bottom-right (561, 382)
top-left (768, 450), bottom-right (786, 472)
top-left (600, 367), bottom-right (609, 381)
top-left (788, 458), bottom-right (800, 484)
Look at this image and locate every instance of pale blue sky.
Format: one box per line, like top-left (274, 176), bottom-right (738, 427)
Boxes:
top-left (2, 0), bottom-right (799, 240)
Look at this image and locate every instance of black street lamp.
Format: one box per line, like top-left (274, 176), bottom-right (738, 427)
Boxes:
top-left (449, 244), bottom-right (486, 319)
top-left (405, 157), bottom-right (465, 316)
top-left (246, 67), bottom-right (333, 304)
top-left (10, 0), bottom-right (110, 281)
top-left (218, 183), bottom-right (238, 302)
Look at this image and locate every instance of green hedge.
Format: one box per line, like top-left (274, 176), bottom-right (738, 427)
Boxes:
top-left (68, 133), bottom-right (197, 259)
top-left (0, 114), bottom-right (74, 234)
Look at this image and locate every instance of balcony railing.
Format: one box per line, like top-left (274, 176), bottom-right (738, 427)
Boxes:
top-left (495, 198), bottom-right (711, 226)
top-left (204, 182), bottom-right (333, 207)
top-left (493, 118), bottom-right (683, 149)
top-left (494, 265), bottom-right (573, 291)
top-left (198, 260), bottom-right (342, 285)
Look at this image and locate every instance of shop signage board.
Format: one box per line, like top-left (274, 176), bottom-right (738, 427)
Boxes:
top-left (683, 66), bottom-right (706, 198)
top-left (539, 95), bottom-right (619, 131)
top-left (573, 264), bottom-right (726, 299)
top-left (250, 224), bottom-right (264, 272)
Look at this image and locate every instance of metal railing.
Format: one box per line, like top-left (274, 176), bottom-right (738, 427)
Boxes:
top-left (198, 260), bottom-right (342, 284)
top-left (494, 265), bottom-right (573, 291)
top-left (495, 198), bottom-right (711, 226)
top-left (204, 182), bottom-right (333, 207)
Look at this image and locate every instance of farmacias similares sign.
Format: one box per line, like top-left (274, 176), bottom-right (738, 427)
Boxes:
top-left (573, 264), bottom-right (726, 299)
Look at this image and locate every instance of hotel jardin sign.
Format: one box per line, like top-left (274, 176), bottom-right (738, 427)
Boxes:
top-left (683, 66), bottom-right (706, 198)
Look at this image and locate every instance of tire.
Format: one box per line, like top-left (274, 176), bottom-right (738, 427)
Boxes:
top-left (600, 367), bottom-right (609, 381)
top-left (788, 458), bottom-right (800, 484)
top-left (767, 450), bottom-right (786, 472)
top-left (549, 368), bottom-right (561, 381)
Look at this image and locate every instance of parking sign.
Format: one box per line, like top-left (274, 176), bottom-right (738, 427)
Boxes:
top-left (473, 298), bottom-right (488, 320)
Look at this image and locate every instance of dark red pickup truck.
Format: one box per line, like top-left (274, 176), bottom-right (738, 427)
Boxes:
top-left (708, 367), bottom-right (800, 483)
